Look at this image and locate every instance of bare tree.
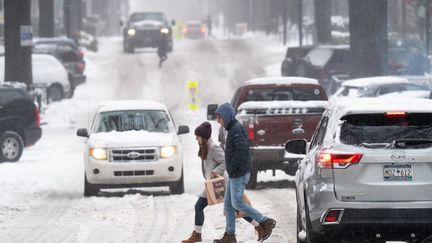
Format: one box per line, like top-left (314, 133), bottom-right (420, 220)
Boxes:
top-left (39, 0), bottom-right (54, 37)
top-left (4, 0), bottom-right (32, 86)
top-left (314, 0), bottom-right (332, 44)
top-left (349, 0), bottom-right (388, 78)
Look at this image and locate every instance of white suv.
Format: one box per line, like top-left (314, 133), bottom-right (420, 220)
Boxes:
top-left (77, 100), bottom-right (189, 196)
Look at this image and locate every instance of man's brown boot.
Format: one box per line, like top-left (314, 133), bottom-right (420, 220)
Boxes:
top-left (259, 218), bottom-right (277, 242)
top-left (181, 231), bottom-right (202, 243)
top-left (255, 225), bottom-right (265, 241)
top-left (213, 232), bottom-right (237, 243)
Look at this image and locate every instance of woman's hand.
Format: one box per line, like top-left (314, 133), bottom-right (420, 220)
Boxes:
top-left (210, 171), bottom-right (219, 179)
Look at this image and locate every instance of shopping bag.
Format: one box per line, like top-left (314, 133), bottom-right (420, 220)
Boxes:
top-left (223, 194), bottom-right (252, 218)
top-left (205, 176), bottom-right (225, 205)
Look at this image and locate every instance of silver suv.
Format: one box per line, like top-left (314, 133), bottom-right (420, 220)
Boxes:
top-left (286, 97), bottom-right (432, 242)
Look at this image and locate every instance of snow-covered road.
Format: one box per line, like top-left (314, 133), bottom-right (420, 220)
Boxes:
top-left (0, 36), bottom-right (297, 243)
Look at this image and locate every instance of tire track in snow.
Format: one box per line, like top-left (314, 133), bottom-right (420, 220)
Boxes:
top-left (144, 196), bottom-right (169, 243)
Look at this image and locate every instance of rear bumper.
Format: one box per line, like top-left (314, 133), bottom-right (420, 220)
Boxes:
top-left (24, 127), bottom-right (42, 147)
top-left (251, 147), bottom-right (301, 174)
top-left (71, 74), bottom-right (86, 86)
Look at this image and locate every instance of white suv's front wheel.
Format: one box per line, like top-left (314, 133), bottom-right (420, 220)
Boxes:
top-left (169, 169), bottom-right (184, 194)
top-left (84, 173), bottom-right (99, 197)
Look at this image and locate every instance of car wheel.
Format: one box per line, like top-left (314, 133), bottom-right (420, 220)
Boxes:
top-left (169, 169), bottom-right (184, 194)
top-left (297, 207), bottom-right (303, 243)
top-left (124, 41), bottom-right (134, 53)
top-left (246, 170), bottom-right (258, 189)
top-left (0, 131), bottom-right (24, 162)
top-left (84, 173), bottom-right (99, 197)
top-left (47, 84), bottom-right (64, 102)
top-left (304, 199), bottom-right (320, 243)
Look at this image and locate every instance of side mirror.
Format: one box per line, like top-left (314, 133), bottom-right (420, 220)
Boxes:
top-left (171, 19), bottom-right (176, 26)
top-left (207, 104), bottom-right (218, 120)
top-left (77, 128), bottom-right (89, 137)
top-left (177, 125), bottom-right (190, 135)
top-left (285, 139), bottom-right (307, 155)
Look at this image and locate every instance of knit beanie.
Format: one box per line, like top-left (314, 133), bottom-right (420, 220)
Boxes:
top-left (194, 121), bottom-right (212, 139)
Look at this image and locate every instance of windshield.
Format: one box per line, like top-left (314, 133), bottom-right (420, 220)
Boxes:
top-left (129, 12), bottom-right (164, 22)
top-left (244, 87), bottom-right (325, 101)
top-left (94, 110), bottom-right (171, 133)
top-left (340, 113), bottom-right (432, 148)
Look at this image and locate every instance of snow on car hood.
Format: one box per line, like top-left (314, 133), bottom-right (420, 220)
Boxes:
top-left (132, 20), bottom-right (163, 29)
top-left (88, 130), bottom-right (176, 148)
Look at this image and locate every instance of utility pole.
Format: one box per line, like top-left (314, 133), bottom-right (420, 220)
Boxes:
top-left (4, 0), bottom-right (33, 86)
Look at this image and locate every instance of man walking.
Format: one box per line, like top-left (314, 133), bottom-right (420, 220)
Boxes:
top-left (213, 103), bottom-right (276, 243)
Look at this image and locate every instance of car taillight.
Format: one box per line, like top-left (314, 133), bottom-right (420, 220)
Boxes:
top-left (77, 62), bottom-right (85, 73)
top-left (35, 106), bottom-right (40, 128)
top-left (78, 49), bottom-right (84, 59)
top-left (318, 152), bottom-right (362, 168)
top-left (385, 111), bottom-right (406, 117)
top-left (247, 122), bottom-right (255, 141)
top-left (200, 27), bottom-right (206, 33)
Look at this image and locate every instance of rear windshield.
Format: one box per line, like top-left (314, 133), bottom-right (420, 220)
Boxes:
top-left (244, 87), bottom-right (326, 102)
top-left (0, 89), bottom-right (28, 105)
top-left (94, 110), bottom-right (171, 133)
top-left (340, 113), bottom-right (432, 148)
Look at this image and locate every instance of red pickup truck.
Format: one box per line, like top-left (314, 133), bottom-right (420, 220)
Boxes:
top-left (208, 77), bottom-right (328, 189)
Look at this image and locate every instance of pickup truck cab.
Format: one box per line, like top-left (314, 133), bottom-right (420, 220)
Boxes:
top-left (208, 77), bottom-right (328, 188)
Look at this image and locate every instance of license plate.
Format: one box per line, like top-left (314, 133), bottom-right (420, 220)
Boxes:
top-left (383, 164), bottom-right (413, 181)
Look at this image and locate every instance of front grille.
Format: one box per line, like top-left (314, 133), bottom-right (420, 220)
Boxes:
top-left (136, 29), bottom-right (159, 39)
top-left (109, 148), bottom-right (158, 162)
top-left (114, 170), bottom-right (154, 177)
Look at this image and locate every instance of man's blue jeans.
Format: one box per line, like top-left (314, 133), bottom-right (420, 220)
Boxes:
top-left (224, 172), bottom-right (266, 234)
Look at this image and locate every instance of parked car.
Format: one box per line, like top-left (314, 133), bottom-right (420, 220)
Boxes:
top-left (0, 53), bottom-right (72, 102)
top-left (333, 76), bottom-right (431, 99)
top-left (33, 37), bottom-right (86, 89)
top-left (286, 98), bottom-right (432, 242)
top-left (76, 100), bottom-right (189, 197)
top-left (280, 46), bottom-right (313, 77)
top-left (122, 12), bottom-right (174, 53)
top-left (183, 20), bottom-right (206, 39)
top-left (0, 84), bottom-right (42, 162)
top-left (207, 77), bottom-right (328, 188)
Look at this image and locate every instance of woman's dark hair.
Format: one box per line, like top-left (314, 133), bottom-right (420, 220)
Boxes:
top-left (198, 138), bottom-right (208, 160)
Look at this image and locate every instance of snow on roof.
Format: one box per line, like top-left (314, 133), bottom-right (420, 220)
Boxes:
top-left (341, 76), bottom-right (408, 88)
top-left (245, 77), bottom-right (319, 86)
top-left (98, 100), bottom-right (168, 112)
top-left (238, 100), bottom-right (327, 110)
top-left (330, 97), bottom-right (432, 117)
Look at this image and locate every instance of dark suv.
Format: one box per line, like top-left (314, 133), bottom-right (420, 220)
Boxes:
top-left (0, 85), bottom-right (42, 162)
top-left (123, 12), bottom-right (173, 53)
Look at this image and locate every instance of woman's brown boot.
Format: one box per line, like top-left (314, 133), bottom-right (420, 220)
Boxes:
top-left (181, 231), bottom-right (202, 243)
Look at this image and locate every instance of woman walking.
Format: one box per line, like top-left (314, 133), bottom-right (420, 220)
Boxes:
top-left (181, 122), bottom-right (260, 243)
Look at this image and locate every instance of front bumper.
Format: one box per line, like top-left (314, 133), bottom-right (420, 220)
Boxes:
top-left (85, 155), bottom-right (182, 186)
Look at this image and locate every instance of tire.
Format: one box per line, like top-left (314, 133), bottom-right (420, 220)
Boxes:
top-left (297, 207), bottom-right (303, 243)
top-left (47, 84), bottom-right (64, 102)
top-left (169, 169), bottom-right (185, 194)
top-left (84, 173), bottom-right (99, 197)
top-left (0, 131), bottom-right (24, 162)
top-left (246, 170), bottom-right (258, 189)
top-left (124, 41), bottom-right (134, 53)
top-left (304, 198), bottom-right (319, 243)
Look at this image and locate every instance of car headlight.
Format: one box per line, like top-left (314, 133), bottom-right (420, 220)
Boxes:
top-left (127, 29), bottom-right (136, 36)
top-left (160, 146), bottom-right (176, 158)
top-left (160, 28), bottom-right (169, 34)
top-left (89, 148), bottom-right (107, 160)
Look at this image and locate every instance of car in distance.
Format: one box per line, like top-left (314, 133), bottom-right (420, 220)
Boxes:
top-left (0, 84), bottom-right (42, 162)
top-left (286, 98), bottom-right (432, 242)
top-left (77, 100), bottom-right (189, 196)
top-left (183, 20), bottom-right (206, 39)
top-left (122, 12), bottom-right (174, 53)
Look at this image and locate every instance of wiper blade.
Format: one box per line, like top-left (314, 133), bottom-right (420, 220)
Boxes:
top-left (391, 139), bottom-right (432, 148)
top-left (358, 143), bottom-right (390, 148)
